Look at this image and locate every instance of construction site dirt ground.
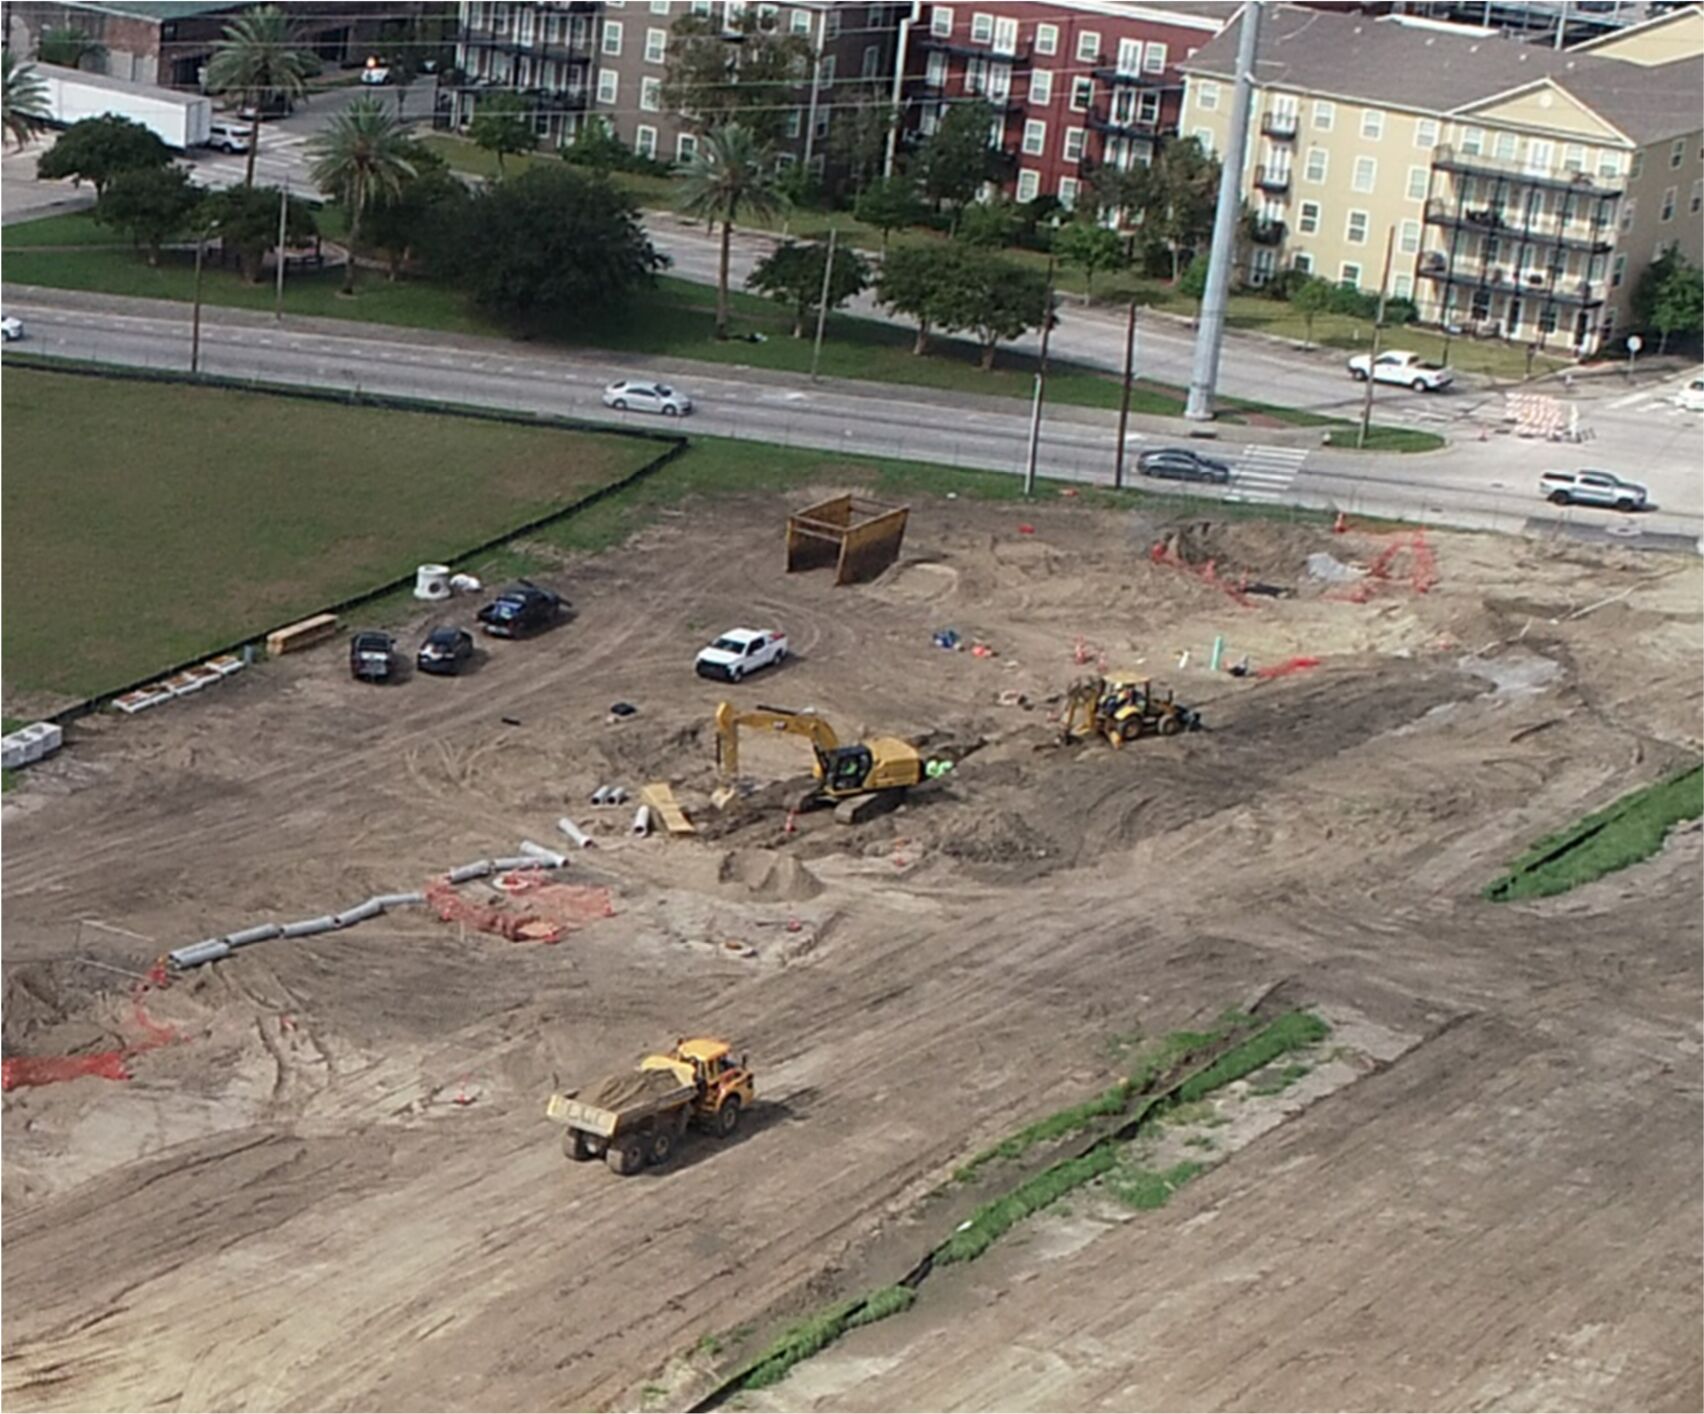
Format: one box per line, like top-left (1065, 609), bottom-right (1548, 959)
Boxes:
top-left (3, 490), bottom-right (1700, 1413)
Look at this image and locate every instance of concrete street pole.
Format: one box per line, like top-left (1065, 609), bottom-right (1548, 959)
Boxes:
top-left (1113, 300), bottom-right (1138, 489)
top-left (1184, 1), bottom-right (1261, 422)
top-left (811, 226), bottom-right (837, 382)
top-left (191, 237), bottom-right (206, 374)
top-left (884, 1), bottom-right (921, 180)
top-left (1357, 224), bottom-right (1397, 449)
top-left (274, 177), bottom-right (289, 321)
top-left (1023, 252), bottom-right (1057, 497)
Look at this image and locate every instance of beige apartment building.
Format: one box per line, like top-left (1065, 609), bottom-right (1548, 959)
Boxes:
top-left (1179, 4), bottom-right (1704, 355)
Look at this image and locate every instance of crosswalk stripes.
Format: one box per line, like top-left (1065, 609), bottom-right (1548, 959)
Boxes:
top-left (1225, 444), bottom-right (1307, 504)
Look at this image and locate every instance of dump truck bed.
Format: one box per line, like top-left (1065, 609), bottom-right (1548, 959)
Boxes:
top-left (557, 1069), bottom-right (696, 1137)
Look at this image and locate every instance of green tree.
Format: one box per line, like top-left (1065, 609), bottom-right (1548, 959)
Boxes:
top-left (853, 174), bottom-right (925, 251)
top-left (363, 145), bottom-right (467, 280)
top-left (1633, 242), bottom-right (1703, 353)
top-left (37, 26), bottom-right (103, 69)
top-left (561, 119), bottom-right (631, 173)
top-left (940, 250), bottom-right (1052, 369)
top-left (307, 95), bottom-right (420, 294)
top-left (1179, 251), bottom-right (1210, 301)
top-left (2, 50), bottom-right (51, 151)
top-left (677, 122), bottom-right (787, 339)
top-left (204, 5), bottom-right (311, 187)
top-left (434, 164), bottom-right (663, 321)
top-left (916, 98), bottom-right (998, 222)
top-left (36, 114), bottom-right (169, 195)
top-left (956, 199), bottom-right (1017, 249)
top-left (877, 242), bottom-right (975, 355)
top-left (93, 164), bottom-right (203, 264)
top-left (662, 10), bottom-right (812, 146)
top-left (1152, 137), bottom-right (1220, 281)
top-left (1053, 220), bottom-right (1125, 303)
top-left (828, 86), bottom-right (895, 196)
top-left (203, 183), bottom-right (318, 282)
top-left (1085, 159), bottom-right (1156, 230)
top-left (468, 91), bottom-right (535, 175)
top-left (746, 238), bottom-right (872, 337)
top-left (1291, 274), bottom-right (1332, 348)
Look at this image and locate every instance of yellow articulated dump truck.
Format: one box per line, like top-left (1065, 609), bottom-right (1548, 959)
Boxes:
top-left (546, 1038), bottom-right (755, 1176)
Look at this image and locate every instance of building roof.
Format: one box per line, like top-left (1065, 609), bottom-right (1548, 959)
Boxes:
top-left (1179, 4), bottom-right (1703, 144)
top-left (64, 2), bottom-right (243, 21)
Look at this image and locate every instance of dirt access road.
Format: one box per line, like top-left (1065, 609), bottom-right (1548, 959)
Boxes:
top-left (3, 492), bottom-right (1700, 1412)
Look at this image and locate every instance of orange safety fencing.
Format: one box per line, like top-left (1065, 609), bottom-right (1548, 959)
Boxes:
top-left (1329, 530), bottom-right (1438, 603)
top-left (425, 876), bottom-right (615, 946)
top-left (1149, 541), bottom-right (1255, 609)
top-left (1254, 656), bottom-right (1322, 679)
top-left (1, 961), bottom-right (183, 1093)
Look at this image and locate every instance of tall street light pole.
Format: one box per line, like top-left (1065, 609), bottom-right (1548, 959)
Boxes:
top-left (191, 236), bottom-right (207, 374)
top-left (1023, 249), bottom-right (1057, 497)
top-left (1184, 1), bottom-right (1261, 422)
top-left (1357, 224), bottom-right (1397, 449)
top-left (274, 177), bottom-right (289, 321)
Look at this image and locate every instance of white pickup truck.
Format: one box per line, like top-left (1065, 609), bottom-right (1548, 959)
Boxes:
top-left (1346, 350), bottom-right (1454, 392)
top-left (694, 627), bottom-right (789, 683)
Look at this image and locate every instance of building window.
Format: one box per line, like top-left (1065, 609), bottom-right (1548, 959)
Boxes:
top-left (1340, 262), bottom-right (1362, 288)
top-left (820, 54), bottom-right (835, 84)
top-left (641, 76), bottom-right (661, 110)
top-left (1063, 126), bottom-right (1085, 163)
top-left (1197, 79), bottom-right (1220, 111)
top-left (1619, 196), bottom-right (1636, 232)
top-left (1691, 179), bottom-right (1702, 215)
top-left (650, 0), bottom-right (669, 11)
top-left (1116, 38), bottom-right (1142, 75)
top-left (1077, 29), bottom-right (1100, 62)
top-left (1312, 99), bottom-right (1334, 131)
top-left (1303, 147), bottom-right (1327, 183)
top-left (785, 108), bottom-right (802, 138)
top-left (677, 132), bottom-right (698, 162)
top-left (1022, 119), bottom-right (1046, 155)
top-left (1193, 127), bottom-right (1213, 155)
top-left (863, 44), bottom-right (880, 77)
top-left (1611, 253), bottom-right (1626, 287)
top-left (1071, 76), bottom-right (1093, 111)
top-left (1361, 107), bottom-right (1384, 141)
top-left (1293, 251), bottom-right (1313, 273)
top-left (1016, 167), bottom-right (1040, 202)
top-left (636, 124), bottom-right (657, 157)
top-left (1352, 156), bottom-right (1376, 193)
top-left (1399, 218), bottom-right (1419, 254)
top-left (1298, 201), bottom-right (1320, 235)
top-left (931, 6), bottom-right (952, 37)
top-left (1346, 210), bottom-right (1369, 245)
top-left (1598, 151), bottom-right (1622, 179)
top-left (1562, 143), bottom-right (1585, 174)
top-left (1660, 186), bottom-right (1676, 221)
top-left (825, 6), bottom-right (841, 35)
top-left (1406, 165), bottom-right (1428, 202)
top-left (602, 20), bottom-right (622, 54)
top-left (1461, 125), bottom-right (1484, 156)
top-left (645, 26), bottom-right (667, 62)
top-left (1493, 130), bottom-right (1516, 161)
top-left (926, 49), bottom-right (948, 86)
top-left (993, 15), bottom-right (1017, 54)
top-left (1059, 174), bottom-right (1080, 207)
top-left (790, 8), bottom-right (811, 33)
top-left (1144, 41), bottom-right (1166, 73)
top-left (1036, 22), bottom-right (1058, 55)
top-left (597, 69), bottom-right (618, 103)
top-left (1671, 137), bottom-right (1686, 168)
top-left (1393, 273), bottom-right (1412, 299)
top-left (971, 11), bottom-right (992, 42)
top-left (1030, 69), bottom-right (1053, 105)
top-left (1414, 117), bottom-right (1437, 150)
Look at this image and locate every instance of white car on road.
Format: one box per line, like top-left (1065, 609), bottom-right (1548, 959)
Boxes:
top-left (1346, 350), bottom-right (1454, 392)
top-left (695, 628), bottom-right (788, 682)
top-left (1674, 375), bottom-right (1704, 413)
top-left (603, 379), bottom-right (692, 416)
top-left (1, 315), bottom-right (23, 342)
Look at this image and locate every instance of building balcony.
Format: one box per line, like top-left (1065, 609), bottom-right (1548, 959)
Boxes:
top-left (1259, 110), bottom-right (1298, 139)
top-left (1421, 197), bottom-right (1616, 254)
top-left (1417, 262), bottom-right (1603, 307)
top-left (919, 34), bottom-right (1030, 65)
top-left (1254, 164), bottom-right (1290, 194)
top-left (1248, 217), bottom-right (1286, 245)
top-left (1091, 66), bottom-right (1177, 90)
top-left (1088, 109), bottom-right (1164, 140)
top-left (1431, 143), bottom-right (1625, 197)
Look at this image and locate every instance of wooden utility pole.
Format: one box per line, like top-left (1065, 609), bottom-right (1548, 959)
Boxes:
top-left (810, 226), bottom-right (837, 382)
top-left (191, 237), bottom-right (206, 374)
top-left (1023, 252), bottom-right (1057, 497)
top-left (1357, 225), bottom-right (1398, 449)
top-left (273, 178), bottom-right (289, 321)
top-left (1113, 300), bottom-right (1138, 490)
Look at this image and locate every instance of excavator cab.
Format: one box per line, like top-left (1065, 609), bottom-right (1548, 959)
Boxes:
top-left (822, 744), bottom-right (874, 795)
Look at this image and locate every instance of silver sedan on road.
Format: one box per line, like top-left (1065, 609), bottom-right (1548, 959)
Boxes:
top-left (602, 379), bottom-right (692, 416)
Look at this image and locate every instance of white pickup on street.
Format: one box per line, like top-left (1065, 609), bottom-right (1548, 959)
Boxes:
top-left (1346, 350), bottom-right (1454, 392)
top-left (694, 628), bottom-right (788, 683)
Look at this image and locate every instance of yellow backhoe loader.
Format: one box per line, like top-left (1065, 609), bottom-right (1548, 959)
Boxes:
top-left (1058, 676), bottom-right (1202, 748)
top-left (713, 701), bottom-right (924, 822)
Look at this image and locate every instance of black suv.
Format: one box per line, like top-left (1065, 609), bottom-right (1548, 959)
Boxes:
top-left (349, 630), bottom-right (398, 683)
top-left (417, 626), bottom-right (475, 675)
top-left (476, 581), bottom-right (563, 638)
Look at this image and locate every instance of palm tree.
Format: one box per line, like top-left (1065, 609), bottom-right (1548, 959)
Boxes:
top-left (677, 123), bottom-right (788, 339)
top-left (2, 50), bottom-right (50, 152)
top-left (307, 96), bottom-right (417, 295)
top-left (204, 5), bottom-right (311, 188)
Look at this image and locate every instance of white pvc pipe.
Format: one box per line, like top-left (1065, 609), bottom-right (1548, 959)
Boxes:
top-left (556, 817), bottom-right (596, 849)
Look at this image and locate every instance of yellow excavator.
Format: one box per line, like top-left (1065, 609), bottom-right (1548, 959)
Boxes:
top-left (713, 701), bottom-right (924, 821)
top-left (1059, 675), bottom-right (1202, 748)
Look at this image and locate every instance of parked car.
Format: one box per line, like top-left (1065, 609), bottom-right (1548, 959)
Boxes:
top-left (1674, 376), bottom-right (1704, 413)
top-left (1136, 447), bottom-right (1232, 485)
top-left (1346, 350), bottom-right (1454, 392)
top-left (349, 630), bottom-right (398, 683)
top-left (417, 625), bottom-right (475, 675)
top-left (695, 627), bottom-right (789, 682)
top-left (476, 581), bottom-right (563, 638)
top-left (204, 120), bottom-right (252, 153)
top-left (1538, 468), bottom-right (1648, 511)
top-left (235, 94), bottom-right (292, 122)
top-left (603, 379), bottom-right (692, 416)
top-left (1, 315), bottom-right (23, 342)
top-left (359, 57), bottom-right (393, 85)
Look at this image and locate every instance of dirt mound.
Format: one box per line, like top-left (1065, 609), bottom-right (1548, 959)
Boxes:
top-left (938, 808), bottom-right (1060, 872)
top-left (874, 559), bottom-right (961, 604)
top-left (719, 848), bottom-right (824, 902)
top-left (1151, 518), bottom-right (1334, 585)
top-left (583, 1067), bottom-right (686, 1110)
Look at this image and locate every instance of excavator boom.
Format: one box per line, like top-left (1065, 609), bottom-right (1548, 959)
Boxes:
top-left (715, 701), bottom-right (841, 782)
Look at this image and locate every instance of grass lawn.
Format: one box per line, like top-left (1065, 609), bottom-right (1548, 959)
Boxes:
top-left (1, 366), bottom-right (661, 705)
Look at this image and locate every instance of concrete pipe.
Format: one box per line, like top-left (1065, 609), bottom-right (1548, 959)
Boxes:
top-left (519, 840), bottom-right (567, 867)
top-left (556, 817), bottom-right (596, 849)
top-left (448, 860), bottom-right (495, 884)
top-left (607, 786), bottom-right (628, 806)
top-left (333, 899), bottom-right (385, 928)
top-left (631, 805), bottom-right (652, 837)
top-left (281, 915), bottom-right (338, 939)
top-left (591, 785), bottom-right (610, 806)
top-left (226, 923), bottom-right (283, 948)
top-left (491, 856), bottom-right (541, 872)
top-left (169, 939), bottom-right (233, 970)
top-left (371, 891), bottom-right (427, 909)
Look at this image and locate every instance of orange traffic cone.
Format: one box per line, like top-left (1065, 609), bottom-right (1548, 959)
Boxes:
top-left (1333, 511), bottom-right (1349, 535)
top-left (784, 810), bottom-right (797, 835)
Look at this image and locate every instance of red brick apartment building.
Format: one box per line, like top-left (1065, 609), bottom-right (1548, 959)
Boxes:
top-left (900, 0), bottom-right (1231, 211)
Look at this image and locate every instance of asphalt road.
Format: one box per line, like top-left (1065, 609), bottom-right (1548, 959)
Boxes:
top-left (4, 286), bottom-right (1698, 551)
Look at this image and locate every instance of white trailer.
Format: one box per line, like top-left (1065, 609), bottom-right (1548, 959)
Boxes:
top-left (36, 62), bottom-right (212, 150)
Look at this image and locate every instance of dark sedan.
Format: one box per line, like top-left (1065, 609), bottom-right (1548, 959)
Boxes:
top-left (417, 626), bottom-right (475, 676)
top-left (1137, 447), bottom-right (1233, 485)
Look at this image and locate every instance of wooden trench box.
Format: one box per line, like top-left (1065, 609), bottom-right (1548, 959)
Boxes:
top-left (785, 494), bottom-right (910, 586)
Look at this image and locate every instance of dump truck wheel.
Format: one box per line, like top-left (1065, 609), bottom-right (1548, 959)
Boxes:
top-left (607, 1142), bottom-right (645, 1175)
top-left (717, 1096), bottom-right (743, 1137)
top-left (649, 1129), bottom-right (675, 1167)
top-left (565, 1130), bottom-right (599, 1162)
top-left (1158, 715), bottom-right (1181, 737)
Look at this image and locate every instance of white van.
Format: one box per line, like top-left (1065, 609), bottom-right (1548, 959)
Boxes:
top-left (204, 120), bottom-right (252, 154)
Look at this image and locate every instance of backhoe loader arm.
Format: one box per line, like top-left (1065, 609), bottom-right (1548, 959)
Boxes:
top-left (714, 702), bottom-right (842, 780)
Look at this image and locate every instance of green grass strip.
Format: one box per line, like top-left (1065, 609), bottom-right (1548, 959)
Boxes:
top-left (1107, 1160), bottom-right (1209, 1211)
top-left (1175, 1012), bottom-right (1331, 1103)
top-left (738, 1285), bottom-right (917, 1391)
top-left (1485, 763), bottom-right (1704, 902)
top-left (936, 1147), bottom-right (1122, 1265)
